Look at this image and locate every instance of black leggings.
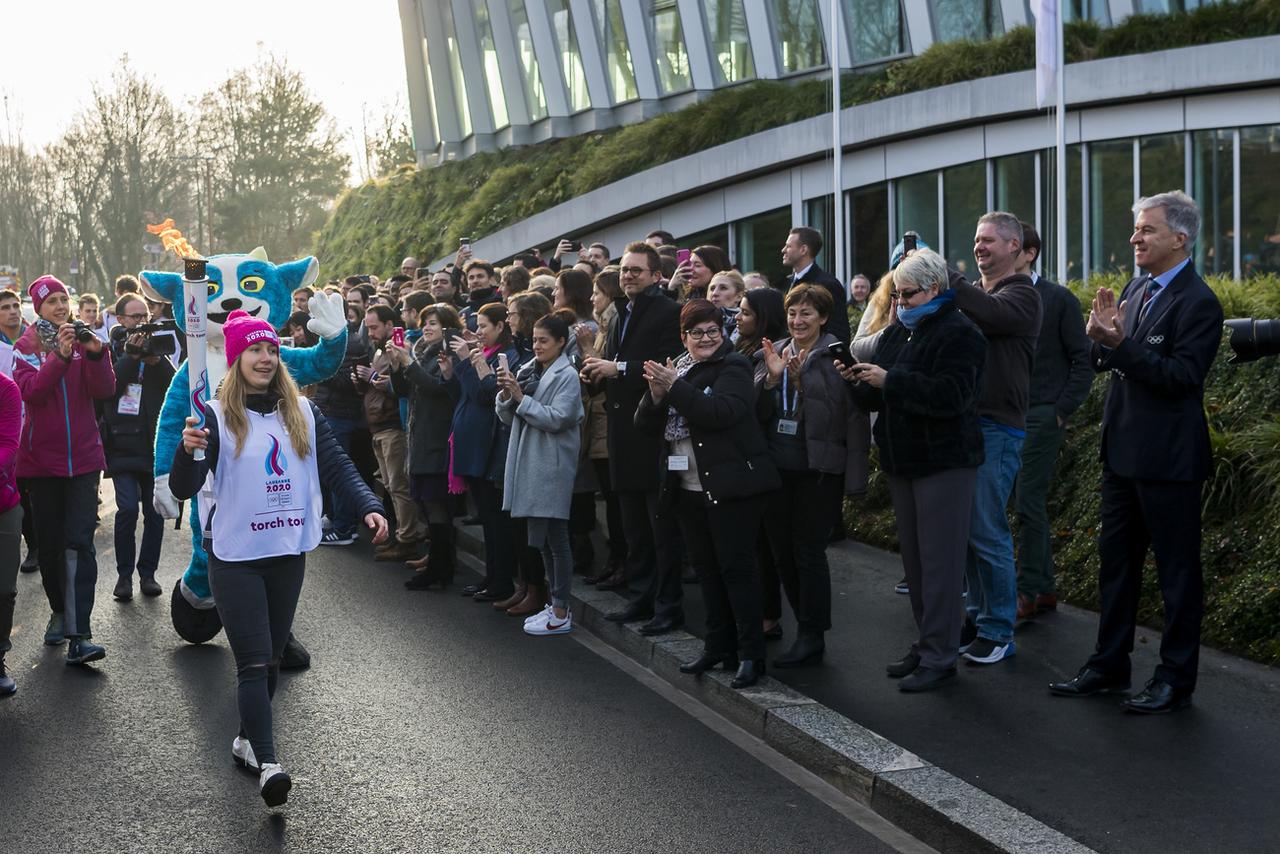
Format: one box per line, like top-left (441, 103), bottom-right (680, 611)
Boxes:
top-left (208, 551), bottom-right (305, 766)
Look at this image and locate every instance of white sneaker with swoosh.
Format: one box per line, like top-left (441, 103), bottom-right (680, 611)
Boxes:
top-left (524, 607), bottom-right (572, 636)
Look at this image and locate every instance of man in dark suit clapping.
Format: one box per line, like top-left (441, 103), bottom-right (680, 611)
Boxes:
top-left (1050, 190), bottom-right (1223, 714)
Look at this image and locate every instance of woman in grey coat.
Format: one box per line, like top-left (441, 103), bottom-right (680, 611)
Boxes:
top-left (496, 314), bottom-right (583, 636)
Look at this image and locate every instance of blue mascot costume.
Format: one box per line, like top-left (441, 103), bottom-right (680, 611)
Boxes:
top-left (141, 247), bottom-right (348, 667)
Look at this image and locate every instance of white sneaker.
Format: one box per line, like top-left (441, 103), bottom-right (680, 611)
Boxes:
top-left (259, 762), bottom-right (292, 807)
top-left (232, 735), bottom-right (259, 771)
top-left (523, 604), bottom-right (554, 628)
top-left (525, 607), bottom-right (572, 636)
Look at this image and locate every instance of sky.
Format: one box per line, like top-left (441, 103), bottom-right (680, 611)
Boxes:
top-left (2, 1), bottom-right (410, 184)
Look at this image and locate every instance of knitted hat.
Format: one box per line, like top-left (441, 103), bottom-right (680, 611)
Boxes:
top-left (29, 275), bottom-right (69, 315)
top-left (223, 309), bottom-right (279, 367)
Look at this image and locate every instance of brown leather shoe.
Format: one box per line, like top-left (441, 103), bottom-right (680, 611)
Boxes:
top-left (493, 582), bottom-right (527, 611)
top-left (376, 542), bottom-right (419, 562)
top-left (1016, 592), bottom-right (1037, 620)
top-left (405, 555), bottom-right (430, 571)
top-left (506, 583), bottom-right (546, 617)
top-left (1035, 593), bottom-right (1058, 613)
top-left (595, 569), bottom-right (628, 592)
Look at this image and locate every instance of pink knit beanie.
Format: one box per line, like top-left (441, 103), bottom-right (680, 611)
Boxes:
top-left (223, 310), bottom-right (279, 367)
top-left (29, 276), bottom-right (69, 315)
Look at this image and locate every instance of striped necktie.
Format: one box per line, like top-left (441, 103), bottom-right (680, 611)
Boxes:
top-left (1136, 275), bottom-right (1162, 324)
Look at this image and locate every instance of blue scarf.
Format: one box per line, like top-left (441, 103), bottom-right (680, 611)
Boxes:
top-left (898, 290), bottom-right (954, 331)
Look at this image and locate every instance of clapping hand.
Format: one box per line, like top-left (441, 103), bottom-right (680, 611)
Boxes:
top-left (1087, 287), bottom-right (1126, 348)
top-left (760, 338), bottom-right (785, 386)
top-left (575, 323), bottom-right (597, 358)
top-left (643, 358), bottom-right (677, 402)
top-left (784, 345), bottom-right (806, 386)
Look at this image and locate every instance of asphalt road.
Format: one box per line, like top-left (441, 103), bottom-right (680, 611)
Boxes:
top-left (0, 489), bottom-right (921, 854)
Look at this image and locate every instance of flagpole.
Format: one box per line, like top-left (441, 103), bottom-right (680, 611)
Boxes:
top-left (831, 0), bottom-right (845, 292)
top-left (1055, 5), bottom-right (1067, 285)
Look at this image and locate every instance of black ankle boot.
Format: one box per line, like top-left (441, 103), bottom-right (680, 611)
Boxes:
top-left (773, 632), bottom-right (824, 669)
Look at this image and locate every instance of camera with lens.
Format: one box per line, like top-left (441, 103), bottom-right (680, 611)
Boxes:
top-left (71, 320), bottom-right (97, 344)
top-left (1224, 318), bottom-right (1280, 363)
top-left (110, 319), bottom-right (179, 357)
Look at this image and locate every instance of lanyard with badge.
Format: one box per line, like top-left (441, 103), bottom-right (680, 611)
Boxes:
top-left (777, 356), bottom-right (799, 436)
top-left (117, 360), bottom-right (145, 416)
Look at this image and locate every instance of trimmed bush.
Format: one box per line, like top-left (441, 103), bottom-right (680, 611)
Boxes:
top-left (846, 273), bottom-right (1280, 665)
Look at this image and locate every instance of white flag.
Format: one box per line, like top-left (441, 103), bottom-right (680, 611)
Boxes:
top-left (1030, 0), bottom-right (1060, 109)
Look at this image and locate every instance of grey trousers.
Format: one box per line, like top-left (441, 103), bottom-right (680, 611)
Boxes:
top-left (887, 467), bottom-right (977, 670)
top-left (527, 516), bottom-right (572, 609)
top-left (0, 504), bottom-right (21, 654)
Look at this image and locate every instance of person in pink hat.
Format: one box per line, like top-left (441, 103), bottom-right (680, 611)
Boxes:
top-left (169, 310), bottom-right (387, 808)
top-left (12, 275), bottom-right (116, 665)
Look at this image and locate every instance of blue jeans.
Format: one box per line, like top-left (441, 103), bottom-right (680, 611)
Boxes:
top-left (325, 415), bottom-right (358, 536)
top-left (114, 472), bottom-right (164, 578)
top-left (964, 423), bottom-right (1024, 644)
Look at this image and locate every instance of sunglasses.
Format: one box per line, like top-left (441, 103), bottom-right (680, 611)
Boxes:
top-left (890, 287), bottom-right (925, 302)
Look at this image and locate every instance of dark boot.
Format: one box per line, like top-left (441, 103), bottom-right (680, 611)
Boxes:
top-left (280, 633), bottom-right (311, 670)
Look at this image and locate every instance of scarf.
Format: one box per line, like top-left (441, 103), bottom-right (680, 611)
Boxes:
top-left (897, 290), bottom-right (954, 331)
top-left (662, 352), bottom-right (700, 441)
top-left (517, 358), bottom-right (544, 399)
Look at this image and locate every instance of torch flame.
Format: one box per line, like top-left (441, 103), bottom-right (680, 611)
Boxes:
top-left (146, 218), bottom-right (203, 260)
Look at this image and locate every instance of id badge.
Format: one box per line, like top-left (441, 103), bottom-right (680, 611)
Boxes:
top-left (777, 419), bottom-right (799, 436)
top-left (117, 383), bottom-right (143, 416)
top-left (667, 455), bottom-right (690, 471)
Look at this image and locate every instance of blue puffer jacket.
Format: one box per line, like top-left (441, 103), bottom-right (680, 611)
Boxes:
top-left (447, 343), bottom-right (525, 482)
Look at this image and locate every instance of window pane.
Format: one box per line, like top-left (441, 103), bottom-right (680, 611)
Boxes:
top-left (1136, 0), bottom-right (1206, 13)
top-left (768, 0), bottom-right (827, 73)
top-left (853, 184), bottom-right (890, 283)
top-left (440, 3), bottom-right (472, 137)
top-left (1089, 140), bottom-right (1135, 275)
top-left (678, 225), bottom-right (731, 259)
top-left (895, 172), bottom-right (939, 255)
top-left (648, 0), bottom-right (692, 94)
top-left (591, 0), bottom-right (639, 102)
top-left (930, 0), bottom-right (1003, 44)
top-left (1041, 144), bottom-right (1083, 282)
top-left (993, 152), bottom-right (1036, 223)
top-left (474, 3), bottom-right (509, 129)
top-left (509, 0), bottom-right (548, 121)
top-left (547, 0), bottom-right (592, 112)
top-left (704, 0), bottom-right (756, 85)
top-left (734, 208), bottom-right (792, 286)
top-left (804, 195), bottom-right (836, 270)
top-left (944, 162), bottom-right (986, 274)
top-left (844, 0), bottom-right (906, 63)
top-left (1064, 0), bottom-right (1110, 23)
top-left (1193, 129), bottom-right (1233, 276)
top-left (1139, 133), bottom-right (1185, 198)
top-left (1240, 125), bottom-right (1280, 278)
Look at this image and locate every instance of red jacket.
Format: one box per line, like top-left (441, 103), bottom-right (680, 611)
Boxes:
top-left (0, 372), bottom-right (20, 514)
top-left (12, 324), bottom-right (116, 479)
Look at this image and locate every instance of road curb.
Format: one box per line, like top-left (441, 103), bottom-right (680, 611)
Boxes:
top-left (452, 524), bottom-right (1091, 854)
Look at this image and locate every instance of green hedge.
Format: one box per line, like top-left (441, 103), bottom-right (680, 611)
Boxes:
top-left (313, 0), bottom-right (1280, 276)
top-left (845, 273), bottom-right (1280, 665)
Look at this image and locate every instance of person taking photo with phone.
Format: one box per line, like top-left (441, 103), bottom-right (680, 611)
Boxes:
top-left (170, 310), bottom-right (387, 807)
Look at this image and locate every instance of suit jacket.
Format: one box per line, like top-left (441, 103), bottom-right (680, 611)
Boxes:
top-left (789, 263), bottom-right (850, 343)
top-left (601, 285), bottom-right (683, 491)
top-left (1092, 262), bottom-right (1222, 482)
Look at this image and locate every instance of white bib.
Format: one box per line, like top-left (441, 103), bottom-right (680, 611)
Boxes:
top-left (199, 399), bottom-right (322, 562)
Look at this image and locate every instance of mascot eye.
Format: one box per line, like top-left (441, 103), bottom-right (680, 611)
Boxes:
top-left (240, 276), bottom-right (266, 293)
top-left (207, 282), bottom-right (218, 296)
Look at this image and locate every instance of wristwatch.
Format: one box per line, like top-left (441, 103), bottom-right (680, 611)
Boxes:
top-left (615, 360), bottom-right (626, 376)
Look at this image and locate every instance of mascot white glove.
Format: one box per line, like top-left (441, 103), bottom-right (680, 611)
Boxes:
top-left (153, 473), bottom-right (181, 520)
top-left (307, 291), bottom-right (347, 340)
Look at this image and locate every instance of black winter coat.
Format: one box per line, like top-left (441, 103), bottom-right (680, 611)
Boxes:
top-left (635, 345), bottom-right (781, 508)
top-left (100, 344), bottom-right (175, 476)
top-left (390, 338), bottom-right (459, 476)
top-left (852, 301), bottom-right (987, 478)
top-left (600, 285), bottom-right (683, 491)
top-left (309, 327), bottom-right (370, 422)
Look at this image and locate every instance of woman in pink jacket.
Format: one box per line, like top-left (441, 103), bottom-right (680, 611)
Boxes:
top-left (12, 276), bottom-right (116, 665)
top-left (1, 371), bottom-right (21, 695)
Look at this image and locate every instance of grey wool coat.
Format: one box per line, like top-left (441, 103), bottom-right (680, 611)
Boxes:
top-left (496, 353), bottom-right (584, 520)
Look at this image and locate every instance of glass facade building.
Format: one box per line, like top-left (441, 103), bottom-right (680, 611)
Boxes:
top-left (400, 2), bottom-right (1279, 285)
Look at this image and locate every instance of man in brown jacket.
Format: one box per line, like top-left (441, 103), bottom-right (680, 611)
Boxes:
top-left (358, 305), bottom-right (427, 561)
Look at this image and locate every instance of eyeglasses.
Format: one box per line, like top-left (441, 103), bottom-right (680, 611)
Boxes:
top-left (890, 287), bottom-right (925, 302)
top-left (684, 326), bottom-right (723, 340)
top-left (121, 313), bottom-right (149, 321)
top-left (619, 266), bottom-right (653, 277)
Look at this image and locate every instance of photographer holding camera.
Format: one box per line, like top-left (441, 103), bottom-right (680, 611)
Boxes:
top-left (12, 276), bottom-right (116, 664)
top-left (102, 294), bottom-right (176, 601)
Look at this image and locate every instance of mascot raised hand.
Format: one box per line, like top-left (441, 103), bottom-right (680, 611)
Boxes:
top-left (142, 246), bottom-right (347, 667)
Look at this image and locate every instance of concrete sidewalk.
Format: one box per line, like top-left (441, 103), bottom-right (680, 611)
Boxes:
top-left (458, 519), bottom-right (1280, 853)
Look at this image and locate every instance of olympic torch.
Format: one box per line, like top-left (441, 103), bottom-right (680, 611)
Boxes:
top-left (183, 257), bottom-right (210, 461)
